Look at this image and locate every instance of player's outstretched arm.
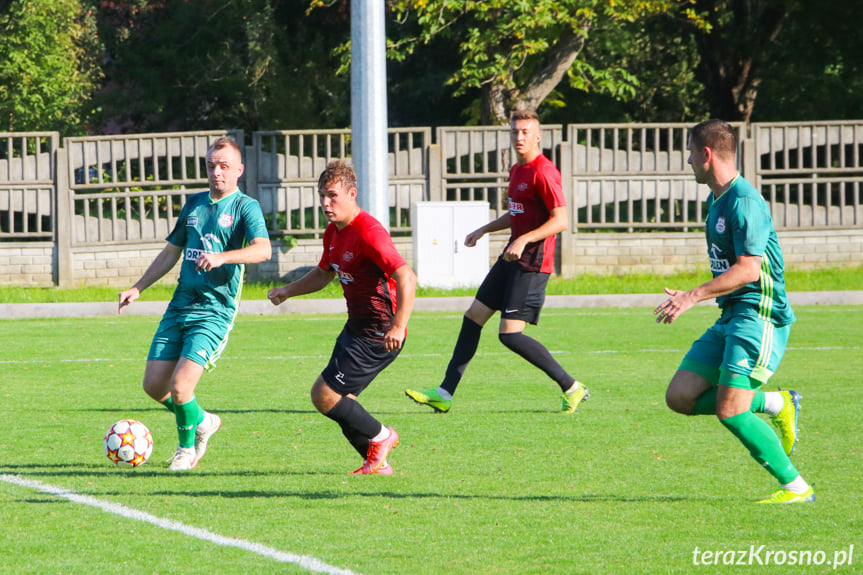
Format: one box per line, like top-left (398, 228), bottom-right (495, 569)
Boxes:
top-left (268, 266), bottom-right (336, 306)
top-left (195, 236), bottom-right (272, 271)
top-left (119, 243), bottom-right (183, 314)
top-left (465, 213), bottom-right (510, 247)
top-left (654, 255), bottom-right (761, 324)
top-left (504, 205), bottom-right (568, 262)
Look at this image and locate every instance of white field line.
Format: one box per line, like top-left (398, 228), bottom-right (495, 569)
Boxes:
top-left (0, 474), bottom-right (362, 575)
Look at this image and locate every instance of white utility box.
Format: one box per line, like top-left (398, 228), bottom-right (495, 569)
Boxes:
top-left (413, 201), bottom-right (490, 289)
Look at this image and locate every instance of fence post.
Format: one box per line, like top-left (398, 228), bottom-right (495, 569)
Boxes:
top-left (243, 143), bottom-right (259, 200)
top-left (427, 142), bottom-right (442, 201)
top-left (741, 132), bottom-right (757, 187)
top-left (558, 140), bottom-right (576, 278)
top-left (55, 145), bottom-right (73, 287)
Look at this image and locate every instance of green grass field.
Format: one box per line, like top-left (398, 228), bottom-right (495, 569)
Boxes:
top-left (1, 306), bottom-right (860, 574)
top-left (1, 264), bottom-right (861, 303)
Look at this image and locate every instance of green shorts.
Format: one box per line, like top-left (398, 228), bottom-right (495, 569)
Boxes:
top-left (679, 313), bottom-right (791, 390)
top-left (147, 307), bottom-right (233, 370)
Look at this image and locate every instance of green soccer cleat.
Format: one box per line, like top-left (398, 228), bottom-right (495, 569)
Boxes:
top-left (561, 383), bottom-right (590, 414)
top-left (770, 389), bottom-right (801, 456)
top-left (757, 486), bottom-right (815, 504)
top-left (405, 388), bottom-right (452, 413)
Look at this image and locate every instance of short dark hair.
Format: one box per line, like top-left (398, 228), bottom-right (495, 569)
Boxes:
top-left (510, 109), bottom-right (540, 123)
top-left (208, 136), bottom-right (243, 158)
top-left (690, 119), bottom-right (736, 157)
top-left (318, 159), bottom-right (357, 192)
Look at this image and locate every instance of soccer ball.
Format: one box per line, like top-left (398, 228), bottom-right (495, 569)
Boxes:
top-left (104, 419), bottom-right (153, 467)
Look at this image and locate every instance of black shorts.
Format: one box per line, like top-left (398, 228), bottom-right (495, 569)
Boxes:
top-left (475, 257), bottom-right (549, 325)
top-left (320, 325), bottom-right (402, 396)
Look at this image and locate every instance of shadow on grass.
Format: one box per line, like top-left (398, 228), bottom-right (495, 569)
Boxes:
top-left (2, 466), bottom-right (690, 503)
top-left (77, 407), bottom-right (317, 415)
top-left (144, 489), bottom-right (690, 504)
top-left (0, 464), bottom-right (325, 479)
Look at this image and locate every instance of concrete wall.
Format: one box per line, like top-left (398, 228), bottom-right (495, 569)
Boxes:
top-left (2, 230), bottom-right (861, 288)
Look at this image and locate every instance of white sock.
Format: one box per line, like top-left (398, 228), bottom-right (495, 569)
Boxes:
top-left (198, 412), bottom-right (212, 430)
top-left (370, 426), bottom-right (390, 443)
top-left (564, 381), bottom-right (581, 394)
top-left (436, 387), bottom-right (453, 400)
top-left (781, 475), bottom-right (810, 494)
top-left (763, 392), bottom-right (784, 416)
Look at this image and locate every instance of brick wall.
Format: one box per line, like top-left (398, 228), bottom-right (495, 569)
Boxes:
top-left (0, 244), bottom-right (56, 285)
top-left (2, 230), bottom-right (861, 287)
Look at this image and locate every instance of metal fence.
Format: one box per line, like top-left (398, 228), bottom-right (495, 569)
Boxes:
top-left (252, 127), bottom-right (429, 237)
top-left (0, 132), bottom-right (58, 240)
top-left (64, 130), bottom-right (242, 246)
top-left (754, 122), bottom-right (863, 228)
top-left (2, 122), bottom-right (862, 248)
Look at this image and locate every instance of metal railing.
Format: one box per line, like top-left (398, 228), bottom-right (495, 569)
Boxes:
top-left (0, 132), bottom-right (58, 240)
top-left (754, 122), bottom-right (863, 228)
top-left (2, 122), bottom-right (862, 248)
top-left (64, 130), bottom-right (242, 246)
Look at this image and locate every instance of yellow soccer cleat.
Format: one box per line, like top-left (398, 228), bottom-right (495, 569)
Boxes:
top-left (757, 487), bottom-right (815, 504)
top-left (771, 390), bottom-right (801, 456)
top-left (405, 388), bottom-right (452, 413)
top-left (562, 382), bottom-right (590, 414)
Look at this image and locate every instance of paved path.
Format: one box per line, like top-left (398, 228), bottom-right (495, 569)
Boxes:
top-left (2, 291), bottom-right (861, 319)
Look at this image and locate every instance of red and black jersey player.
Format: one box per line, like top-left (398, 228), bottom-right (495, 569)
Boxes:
top-left (269, 160), bottom-right (416, 475)
top-left (406, 109), bottom-right (590, 415)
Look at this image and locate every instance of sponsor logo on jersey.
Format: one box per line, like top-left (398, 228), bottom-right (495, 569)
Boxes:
top-left (708, 243), bottom-right (730, 273)
top-left (508, 198), bottom-right (525, 215)
top-left (186, 248), bottom-right (208, 262)
top-left (332, 263), bottom-right (354, 285)
top-left (715, 216), bottom-right (726, 233)
top-left (200, 233), bottom-right (222, 251)
top-left (186, 216), bottom-right (198, 227)
top-left (218, 213), bottom-right (234, 227)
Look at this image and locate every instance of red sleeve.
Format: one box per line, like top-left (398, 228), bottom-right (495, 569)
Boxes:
top-left (318, 225), bottom-right (335, 271)
top-left (536, 158), bottom-right (565, 211)
top-left (361, 219), bottom-right (407, 276)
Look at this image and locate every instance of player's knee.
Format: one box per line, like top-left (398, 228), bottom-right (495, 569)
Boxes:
top-left (498, 331), bottom-right (518, 349)
top-left (665, 386), bottom-right (693, 415)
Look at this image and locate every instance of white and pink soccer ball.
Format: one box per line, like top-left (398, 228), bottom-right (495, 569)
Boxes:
top-left (104, 419), bottom-right (153, 467)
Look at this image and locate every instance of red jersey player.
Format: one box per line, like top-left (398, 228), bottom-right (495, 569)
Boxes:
top-left (406, 109), bottom-right (590, 415)
top-left (269, 160), bottom-right (416, 475)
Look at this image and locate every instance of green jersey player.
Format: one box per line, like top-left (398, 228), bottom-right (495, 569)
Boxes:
top-left (119, 137), bottom-right (271, 471)
top-left (654, 119), bottom-right (812, 504)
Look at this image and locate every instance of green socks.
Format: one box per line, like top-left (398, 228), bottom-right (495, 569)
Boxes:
top-left (720, 411), bottom-right (799, 484)
top-left (174, 397), bottom-right (205, 449)
top-left (692, 389), bottom-right (766, 415)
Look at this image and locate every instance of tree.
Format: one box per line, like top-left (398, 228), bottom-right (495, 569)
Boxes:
top-left (545, 10), bottom-right (708, 124)
top-left (0, 0), bottom-right (102, 133)
top-left (687, 0), bottom-right (792, 122)
top-left (755, 0), bottom-right (863, 121)
top-left (383, 0), bottom-right (690, 124)
top-left (93, 0), bottom-right (350, 133)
